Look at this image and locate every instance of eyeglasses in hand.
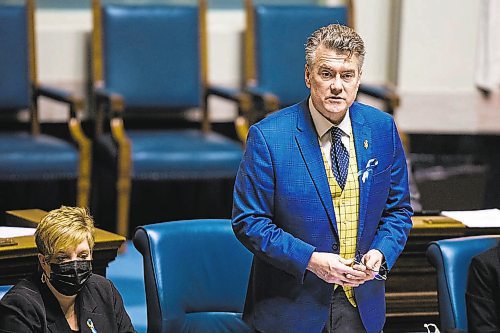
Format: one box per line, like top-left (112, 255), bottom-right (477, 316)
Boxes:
top-left (353, 251), bottom-right (388, 281)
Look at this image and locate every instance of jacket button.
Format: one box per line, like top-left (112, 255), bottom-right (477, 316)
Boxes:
top-left (332, 244), bottom-right (339, 251)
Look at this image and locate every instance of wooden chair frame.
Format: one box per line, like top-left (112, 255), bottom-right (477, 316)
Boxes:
top-left (4, 0), bottom-right (91, 208)
top-left (91, 0), bottom-right (246, 236)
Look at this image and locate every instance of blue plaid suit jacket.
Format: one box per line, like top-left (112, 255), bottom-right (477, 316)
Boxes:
top-left (232, 99), bottom-right (413, 333)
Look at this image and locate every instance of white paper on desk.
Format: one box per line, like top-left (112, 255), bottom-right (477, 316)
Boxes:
top-left (0, 226), bottom-right (36, 238)
top-left (441, 208), bottom-right (500, 228)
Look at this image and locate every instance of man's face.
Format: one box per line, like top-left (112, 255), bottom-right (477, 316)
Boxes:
top-left (305, 45), bottom-right (361, 124)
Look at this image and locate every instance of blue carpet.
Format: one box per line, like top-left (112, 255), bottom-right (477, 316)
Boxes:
top-left (107, 241), bottom-right (147, 333)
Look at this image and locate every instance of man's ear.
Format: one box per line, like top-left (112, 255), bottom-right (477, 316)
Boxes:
top-left (356, 69), bottom-right (363, 89)
top-left (304, 65), bottom-right (311, 88)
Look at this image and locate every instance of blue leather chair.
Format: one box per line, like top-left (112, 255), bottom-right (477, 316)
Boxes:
top-left (0, 285), bottom-right (11, 300)
top-left (133, 219), bottom-right (253, 333)
top-left (237, 0), bottom-right (399, 138)
top-left (0, 0), bottom-right (91, 210)
top-left (91, 0), bottom-right (244, 236)
top-left (426, 235), bottom-right (500, 332)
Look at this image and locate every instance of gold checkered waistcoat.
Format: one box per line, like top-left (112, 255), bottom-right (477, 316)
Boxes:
top-left (321, 126), bottom-right (360, 307)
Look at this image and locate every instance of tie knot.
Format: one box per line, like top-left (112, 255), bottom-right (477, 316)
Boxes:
top-left (331, 127), bottom-right (344, 142)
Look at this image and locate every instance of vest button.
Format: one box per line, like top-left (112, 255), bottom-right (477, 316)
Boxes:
top-left (332, 244), bottom-right (339, 251)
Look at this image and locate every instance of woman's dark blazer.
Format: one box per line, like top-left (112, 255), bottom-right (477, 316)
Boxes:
top-left (466, 246), bottom-right (500, 333)
top-left (0, 273), bottom-right (135, 333)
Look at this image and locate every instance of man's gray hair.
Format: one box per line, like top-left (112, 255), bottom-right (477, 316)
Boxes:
top-left (305, 24), bottom-right (365, 70)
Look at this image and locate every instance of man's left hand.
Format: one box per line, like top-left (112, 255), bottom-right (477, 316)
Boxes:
top-left (354, 249), bottom-right (385, 282)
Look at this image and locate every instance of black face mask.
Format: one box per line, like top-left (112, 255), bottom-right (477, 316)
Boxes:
top-left (48, 260), bottom-right (92, 296)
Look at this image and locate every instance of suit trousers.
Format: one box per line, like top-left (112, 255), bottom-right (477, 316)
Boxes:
top-left (322, 287), bottom-right (367, 333)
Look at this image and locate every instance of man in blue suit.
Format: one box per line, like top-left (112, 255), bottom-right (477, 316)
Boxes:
top-left (232, 24), bottom-right (412, 333)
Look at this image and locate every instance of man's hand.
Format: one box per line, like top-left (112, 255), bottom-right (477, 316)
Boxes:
top-left (357, 249), bottom-right (385, 281)
top-left (307, 252), bottom-right (371, 287)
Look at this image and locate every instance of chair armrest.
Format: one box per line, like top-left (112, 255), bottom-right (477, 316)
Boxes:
top-left (358, 83), bottom-right (400, 115)
top-left (245, 86), bottom-right (279, 110)
top-left (93, 87), bottom-right (126, 136)
top-left (207, 85), bottom-right (247, 103)
top-left (94, 88), bottom-right (131, 208)
top-left (206, 85), bottom-right (253, 113)
top-left (92, 88), bottom-right (129, 150)
top-left (35, 84), bottom-right (84, 118)
top-left (33, 84), bottom-right (91, 206)
top-left (205, 85), bottom-right (254, 143)
top-left (94, 87), bottom-right (125, 115)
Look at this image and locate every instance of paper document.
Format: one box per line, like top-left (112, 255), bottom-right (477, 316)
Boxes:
top-left (0, 226), bottom-right (36, 238)
top-left (441, 208), bottom-right (500, 228)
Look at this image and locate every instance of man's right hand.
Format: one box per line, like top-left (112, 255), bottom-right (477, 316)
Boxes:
top-left (306, 252), bottom-right (370, 286)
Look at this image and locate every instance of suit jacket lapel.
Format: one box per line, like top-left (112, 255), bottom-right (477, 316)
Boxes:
top-left (43, 290), bottom-right (62, 333)
top-left (78, 286), bottom-right (104, 333)
top-left (350, 103), bottom-right (372, 242)
top-left (294, 99), bottom-right (338, 236)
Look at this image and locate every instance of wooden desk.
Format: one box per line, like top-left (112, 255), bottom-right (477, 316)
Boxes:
top-left (0, 209), bottom-right (125, 285)
top-left (384, 215), bottom-right (500, 332)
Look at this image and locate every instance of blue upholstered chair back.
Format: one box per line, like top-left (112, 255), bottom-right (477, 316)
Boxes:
top-left (133, 219), bottom-right (253, 333)
top-left (0, 285), bottom-right (12, 300)
top-left (254, 5), bottom-right (347, 106)
top-left (101, 4), bottom-right (201, 108)
top-left (426, 235), bottom-right (500, 331)
top-left (0, 2), bottom-right (30, 109)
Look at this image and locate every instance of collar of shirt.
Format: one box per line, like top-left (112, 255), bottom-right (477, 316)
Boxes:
top-left (308, 97), bottom-right (351, 150)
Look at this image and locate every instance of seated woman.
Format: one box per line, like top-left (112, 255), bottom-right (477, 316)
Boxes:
top-left (466, 244), bottom-right (500, 333)
top-left (0, 206), bottom-right (135, 333)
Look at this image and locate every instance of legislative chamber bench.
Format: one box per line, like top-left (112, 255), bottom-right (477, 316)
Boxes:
top-left (384, 215), bottom-right (500, 332)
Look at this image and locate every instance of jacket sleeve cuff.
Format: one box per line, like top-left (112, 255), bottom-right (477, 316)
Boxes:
top-left (370, 239), bottom-right (398, 271)
top-left (296, 242), bottom-right (316, 284)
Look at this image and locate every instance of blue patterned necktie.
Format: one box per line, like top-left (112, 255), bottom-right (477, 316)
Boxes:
top-left (330, 127), bottom-right (349, 190)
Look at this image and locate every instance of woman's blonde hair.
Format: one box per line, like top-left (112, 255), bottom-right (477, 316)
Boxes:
top-left (35, 206), bottom-right (95, 259)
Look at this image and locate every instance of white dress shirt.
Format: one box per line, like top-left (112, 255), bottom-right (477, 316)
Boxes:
top-left (308, 98), bottom-right (352, 171)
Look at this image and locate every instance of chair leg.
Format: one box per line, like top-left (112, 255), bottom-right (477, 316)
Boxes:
top-left (111, 118), bottom-right (132, 237)
top-left (116, 173), bottom-right (131, 237)
top-left (69, 118), bottom-right (92, 208)
top-left (77, 138), bottom-right (92, 208)
top-left (77, 165), bottom-right (91, 208)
